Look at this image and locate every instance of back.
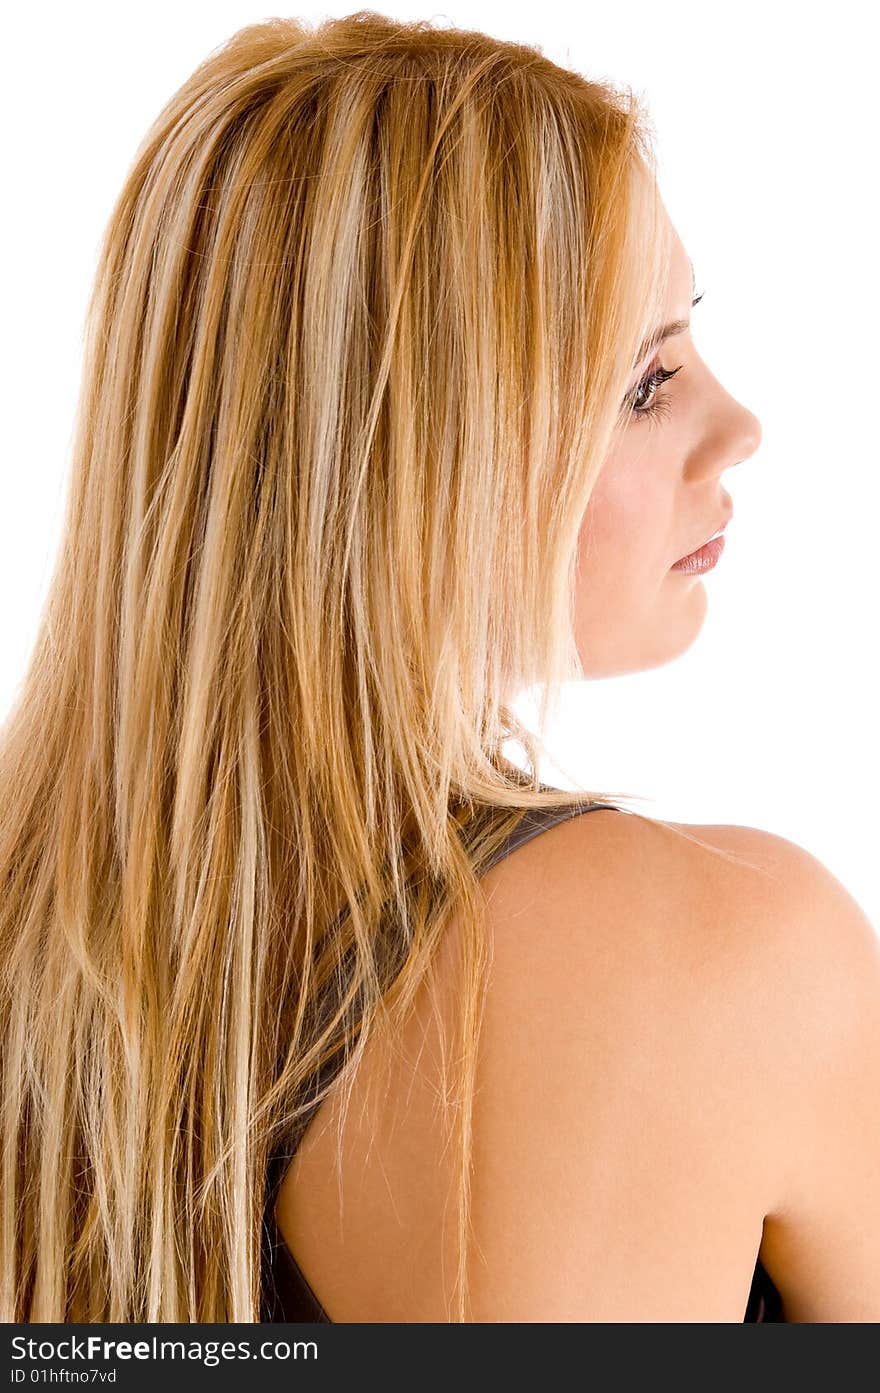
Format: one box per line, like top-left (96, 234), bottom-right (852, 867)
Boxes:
top-left (271, 804), bottom-right (879, 1320)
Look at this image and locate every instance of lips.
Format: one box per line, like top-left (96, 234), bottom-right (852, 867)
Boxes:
top-left (676, 511), bottom-right (732, 564)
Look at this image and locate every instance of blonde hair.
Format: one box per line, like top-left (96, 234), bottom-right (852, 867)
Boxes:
top-left (1, 11), bottom-right (697, 1321)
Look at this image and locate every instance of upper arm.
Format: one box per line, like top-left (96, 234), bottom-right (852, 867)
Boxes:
top-left (725, 827), bottom-right (880, 1322)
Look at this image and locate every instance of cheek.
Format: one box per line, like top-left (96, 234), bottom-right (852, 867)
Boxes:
top-left (578, 479), bottom-right (660, 580)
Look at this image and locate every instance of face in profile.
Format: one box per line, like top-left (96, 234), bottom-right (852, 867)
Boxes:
top-left (574, 212), bottom-right (762, 679)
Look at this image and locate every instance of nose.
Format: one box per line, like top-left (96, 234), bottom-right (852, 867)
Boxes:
top-left (706, 390), bottom-right (763, 475)
top-left (734, 401), bottom-right (762, 464)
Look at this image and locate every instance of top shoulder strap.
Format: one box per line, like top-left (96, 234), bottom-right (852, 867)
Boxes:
top-left (480, 799), bottom-right (620, 877)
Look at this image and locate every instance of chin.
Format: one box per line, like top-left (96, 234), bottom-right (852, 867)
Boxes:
top-left (656, 581), bottom-right (710, 666)
top-left (576, 584), bottom-right (709, 678)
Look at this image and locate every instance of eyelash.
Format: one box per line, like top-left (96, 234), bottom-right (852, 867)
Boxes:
top-left (626, 363), bottom-right (684, 426)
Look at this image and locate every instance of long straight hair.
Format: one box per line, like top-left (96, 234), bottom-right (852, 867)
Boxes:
top-left (1, 12), bottom-right (688, 1321)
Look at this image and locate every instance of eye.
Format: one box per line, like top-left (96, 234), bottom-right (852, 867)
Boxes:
top-left (624, 363), bottom-right (684, 426)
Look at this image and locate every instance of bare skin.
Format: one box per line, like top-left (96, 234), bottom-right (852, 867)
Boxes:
top-left (274, 212), bottom-right (880, 1321)
top-left (275, 811), bottom-right (880, 1321)
top-left (575, 212), bottom-right (761, 677)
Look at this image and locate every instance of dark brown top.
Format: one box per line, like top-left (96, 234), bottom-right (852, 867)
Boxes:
top-left (260, 798), bottom-right (784, 1323)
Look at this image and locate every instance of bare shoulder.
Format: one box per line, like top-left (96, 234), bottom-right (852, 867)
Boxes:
top-left (656, 816), bottom-right (880, 1053)
top-left (531, 806), bottom-right (878, 1001)
top-left (526, 807), bottom-right (880, 1110)
top-left (480, 806), bottom-right (852, 1001)
top-left (470, 807), bottom-right (880, 1319)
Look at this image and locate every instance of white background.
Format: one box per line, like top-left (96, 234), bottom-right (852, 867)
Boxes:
top-left (2, 2), bottom-right (877, 925)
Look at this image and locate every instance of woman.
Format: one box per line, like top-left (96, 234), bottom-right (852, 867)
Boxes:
top-left (1, 13), bottom-right (878, 1324)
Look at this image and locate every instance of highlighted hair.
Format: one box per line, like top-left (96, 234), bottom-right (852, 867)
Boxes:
top-left (1, 12), bottom-right (674, 1320)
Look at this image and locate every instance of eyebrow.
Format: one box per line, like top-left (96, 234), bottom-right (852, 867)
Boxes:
top-left (633, 261), bottom-right (700, 367)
